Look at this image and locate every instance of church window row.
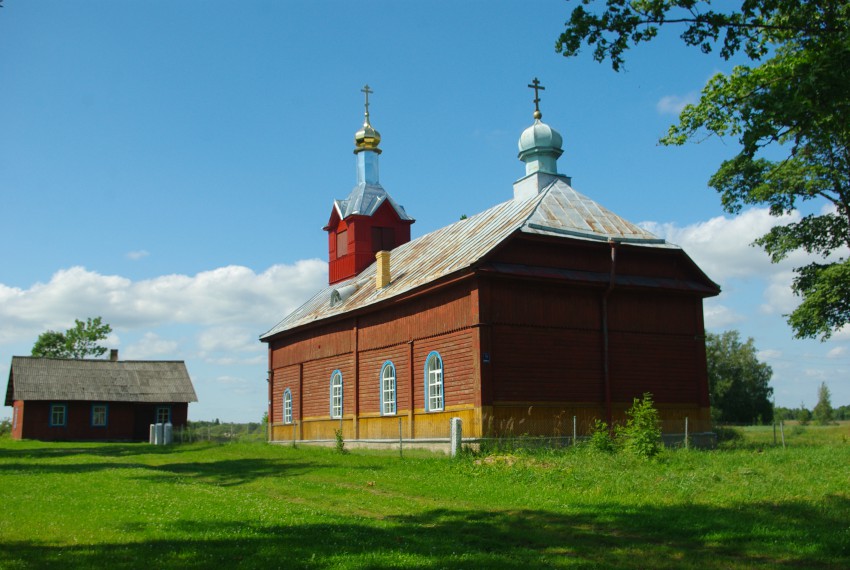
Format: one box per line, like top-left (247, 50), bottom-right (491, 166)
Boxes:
top-left (280, 351), bottom-right (445, 424)
top-left (330, 370), bottom-right (343, 419)
top-left (283, 389), bottom-right (293, 424)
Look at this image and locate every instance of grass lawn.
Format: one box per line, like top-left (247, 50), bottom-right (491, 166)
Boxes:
top-left (0, 426), bottom-right (848, 569)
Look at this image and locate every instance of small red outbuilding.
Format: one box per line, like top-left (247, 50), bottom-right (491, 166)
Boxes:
top-left (5, 354), bottom-right (198, 441)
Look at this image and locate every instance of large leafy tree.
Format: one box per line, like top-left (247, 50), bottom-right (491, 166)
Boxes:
top-left (31, 317), bottom-right (113, 359)
top-left (557, 1), bottom-right (850, 339)
top-left (705, 330), bottom-right (773, 424)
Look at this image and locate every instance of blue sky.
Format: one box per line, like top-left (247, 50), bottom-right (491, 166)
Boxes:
top-left (1, 1), bottom-right (846, 422)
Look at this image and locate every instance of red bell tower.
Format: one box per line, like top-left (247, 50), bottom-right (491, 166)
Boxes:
top-left (324, 85), bottom-right (414, 285)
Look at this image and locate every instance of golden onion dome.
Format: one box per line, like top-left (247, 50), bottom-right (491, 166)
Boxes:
top-left (354, 84), bottom-right (382, 154)
top-left (355, 122), bottom-right (381, 151)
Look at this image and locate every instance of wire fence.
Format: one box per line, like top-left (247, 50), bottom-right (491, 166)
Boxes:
top-left (176, 422), bottom-right (267, 444)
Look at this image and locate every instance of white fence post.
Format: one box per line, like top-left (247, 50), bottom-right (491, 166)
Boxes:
top-left (450, 417), bottom-right (463, 457)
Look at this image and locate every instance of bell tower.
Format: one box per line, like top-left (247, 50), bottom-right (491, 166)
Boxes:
top-left (324, 86), bottom-right (414, 284)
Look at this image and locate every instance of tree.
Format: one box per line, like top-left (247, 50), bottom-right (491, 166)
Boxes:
top-left (705, 330), bottom-right (773, 424)
top-left (557, 1), bottom-right (850, 340)
top-left (31, 317), bottom-right (112, 359)
top-left (797, 404), bottom-right (812, 425)
top-left (812, 381), bottom-right (834, 425)
top-left (31, 330), bottom-right (70, 358)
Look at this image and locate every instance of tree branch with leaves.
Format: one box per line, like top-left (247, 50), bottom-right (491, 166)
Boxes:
top-left (558, 0), bottom-right (850, 339)
top-left (31, 317), bottom-right (113, 359)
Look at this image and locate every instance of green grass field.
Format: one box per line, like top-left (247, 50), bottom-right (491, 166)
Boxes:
top-left (1, 426), bottom-right (848, 569)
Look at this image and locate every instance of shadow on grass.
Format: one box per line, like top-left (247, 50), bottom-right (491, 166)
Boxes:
top-left (0, 441), bottom-right (213, 460)
top-left (2, 497), bottom-right (848, 569)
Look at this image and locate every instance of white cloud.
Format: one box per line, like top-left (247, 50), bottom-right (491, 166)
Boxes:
top-left (0, 259), bottom-right (327, 347)
top-left (197, 326), bottom-right (265, 365)
top-left (757, 349), bottom-right (782, 360)
top-left (641, 208), bottom-right (799, 284)
top-left (126, 250), bottom-right (150, 260)
top-left (656, 92), bottom-right (698, 115)
top-left (123, 332), bottom-right (179, 360)
top-left (759, 270), bottom-right (799, 315)
top-left (703, 302), bottom-right (743, 328)
top-left (827, 346), bottom-right (847, 359)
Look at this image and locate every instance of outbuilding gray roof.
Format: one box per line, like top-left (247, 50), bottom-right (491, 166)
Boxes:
top-left (261, 175), bottom-right (712, 340)
top-left (5, 357), bottom-right (198, 405)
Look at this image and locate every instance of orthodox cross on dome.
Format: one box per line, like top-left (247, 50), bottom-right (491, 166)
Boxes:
top-left (527, 77), bottom-right (545, 120)
top-left (361, 84), bottom-right (374, 126)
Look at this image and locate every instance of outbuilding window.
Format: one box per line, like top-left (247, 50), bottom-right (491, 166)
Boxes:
top-left (381, 361), bottom-right (396, 415)
top-left (330, 370), bottom-right (343, 419)
top-left (283, 389), bottom-right (293, 424)
top-left (50, 404), bottom-right (67, 427)
top-left (156, 406), bottom-right (171, 424)
top-left (91, 404), bottom-right (108, 427)
top-left (425, 351), bottom-right (444, 412)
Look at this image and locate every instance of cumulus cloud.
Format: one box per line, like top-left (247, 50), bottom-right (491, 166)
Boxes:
top-left (703, 302), bottom-right (743, 328)
top-left (757, 349), bottom-right (782, 361)
top-left (827, 346), bottom-right (847, 359)
top-left (123, 332), bottom-right (180, 360)
top-left (656, 92), bottom-right (698, 115)
top-left (197, 326), bottom-right (265, 365)
top-left (759, 270), bottom-right (800, 315)
top-left (641, 208), bottom-right (799, 283)
top-left (0, 259), bottom-right (327, 347)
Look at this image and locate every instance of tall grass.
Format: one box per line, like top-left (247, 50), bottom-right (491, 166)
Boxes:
top-left (0, 425), bottom-right (848, 569)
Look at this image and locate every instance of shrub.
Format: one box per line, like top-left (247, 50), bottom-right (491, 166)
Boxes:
top-left (587, 419), bottom-right (616, 453)
top-left (334, 429), bottom-right (347, 454)
top-left (617, 393), bottom-right (662, 459)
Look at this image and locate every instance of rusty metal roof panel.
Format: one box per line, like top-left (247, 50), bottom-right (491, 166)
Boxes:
top-left (261, 180), bottom-right (679, 339)
top-left (261, 194), bottom-right (544, 338)
top-left (522, 178), bottom-right (674, 246)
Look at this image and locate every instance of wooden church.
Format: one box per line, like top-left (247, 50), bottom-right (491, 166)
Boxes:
top-left (261, 82), bottom-right (719, 443)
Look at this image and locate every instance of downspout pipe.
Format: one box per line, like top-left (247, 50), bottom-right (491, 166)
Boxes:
top-left (602, 239), bottom-right (618, 428)
top-left (266, 358), bottom-right (273, 443)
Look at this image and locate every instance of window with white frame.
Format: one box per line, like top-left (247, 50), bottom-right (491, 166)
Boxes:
top-left (330, 370), bottom-right (343, 419)
top-left (50, 404), bottom-right (67, 427)
top-left (381, 361), bottom-right (396, 415)
top-left (425, 352), bottom-right (444, 412)
top-left (91, 404), bottom-right (108, 427)
top-left (156, 406), bottom-right (171, 424)
top-left (283, 389), bottom-right (293, 424)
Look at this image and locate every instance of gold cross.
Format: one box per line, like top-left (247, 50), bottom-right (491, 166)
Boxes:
top-left (361, 84), bottom-right (373, 124)
top-left (528, 77), bottom-right (545, 118)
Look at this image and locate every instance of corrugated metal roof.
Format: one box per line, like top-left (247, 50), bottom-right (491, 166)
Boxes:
top-left (5, 357), bottom-right (198, 405)
top-left (335, 182), bottom-right (413, 220)
top-left (261, 177), bottom-right (682, 340)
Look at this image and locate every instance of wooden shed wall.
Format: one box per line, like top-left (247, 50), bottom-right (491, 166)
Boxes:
top-left (15, 401), bottom-right (189, 441)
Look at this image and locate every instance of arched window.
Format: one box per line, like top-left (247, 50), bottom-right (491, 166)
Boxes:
top-left (330, 370), bottom-right (343, 419)
top-left (381, 361), bottom-right (396, 415)
top-left (424, 351), bottom-right (444, 412)
top-left (283, 389), bottom-right (293, 424)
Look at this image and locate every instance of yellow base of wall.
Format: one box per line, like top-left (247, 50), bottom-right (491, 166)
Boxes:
top-left (270, 404), bottom-right (711, 442)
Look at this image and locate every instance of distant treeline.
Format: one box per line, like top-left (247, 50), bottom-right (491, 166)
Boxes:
top-left (774, 404), bottom-right (850, 424)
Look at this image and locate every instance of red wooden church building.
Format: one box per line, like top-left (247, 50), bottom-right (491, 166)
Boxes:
top-left (261, 83), bottom-right (719, 443)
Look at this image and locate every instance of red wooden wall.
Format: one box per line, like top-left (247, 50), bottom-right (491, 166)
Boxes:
top-left (13, 401), bottom-right (189, 441)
